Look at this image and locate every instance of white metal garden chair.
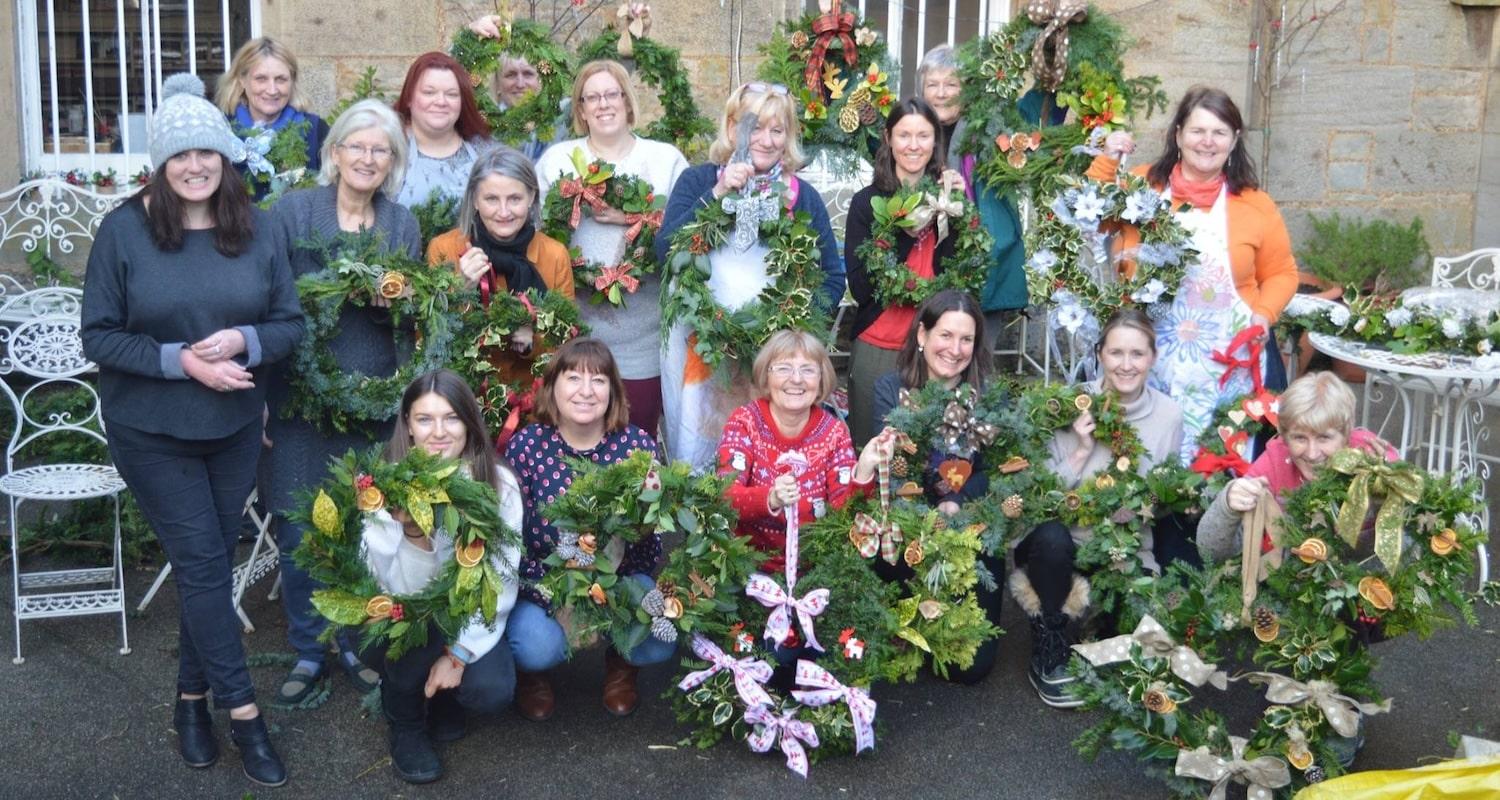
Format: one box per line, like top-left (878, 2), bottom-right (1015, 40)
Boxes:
top-left (0, 287), bottom-right (130, 664)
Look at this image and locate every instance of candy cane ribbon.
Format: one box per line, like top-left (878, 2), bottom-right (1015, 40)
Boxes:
top-left (745, 704), bottom-right (820, 778)
top-left (558, 177), bottom-right (608, 229)
top-left (804, 0), bottom-right (858, 101)
top-left (791, 660), bottom-right (876, 753)
top-left (775, 450), bottom-right (812, 585)
top-left (1210, 325), bottom-right (1265, 394)
top-left (746, 574), bottom-right (829, 652)
top-left (621, 208), bottom-right (664, 244)
top-left (677, 633), bottom-right (775, 710)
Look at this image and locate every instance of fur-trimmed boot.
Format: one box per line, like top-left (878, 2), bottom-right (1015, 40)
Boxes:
top-left (1010, 570), bottom-right (1089, 709)
top-left (383, 685), bottom-right (442, 784)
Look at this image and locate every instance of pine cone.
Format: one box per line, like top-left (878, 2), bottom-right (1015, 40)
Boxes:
top-left (859, 103), bottom-right (879, 125)
top-left (838, 104), bottom-right (862, 133)
top-left (1001, 494), bottom-right (1024, 519)
top-left (650, 616), bottom-right (679, 644)
top-left (641, 588), bottom-right (665, 616)
top-left (1253, 606), bottom-right (1280, 642)
top-left (891, 456), bottom-right (910, 478)
top-left (1303, 765), bottom-right (1325, 784)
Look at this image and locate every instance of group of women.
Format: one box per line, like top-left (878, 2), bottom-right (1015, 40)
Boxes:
top-left (77, 21), bottom-right (1322, 788)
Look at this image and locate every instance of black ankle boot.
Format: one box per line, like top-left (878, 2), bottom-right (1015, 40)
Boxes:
top-left (172, 697), bottom-right (218, 768)
top-left (1027, 613), bottom-right (1084, 709)
top-left (426, 689), bottom-right (467, 743)
top-left (229, 715), bottom-right (288, 787)
top-left (384, 687), bottom-right (442, 784)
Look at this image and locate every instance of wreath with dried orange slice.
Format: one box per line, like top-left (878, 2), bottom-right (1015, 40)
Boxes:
top-left (291, 447), bottom-right (521, 660)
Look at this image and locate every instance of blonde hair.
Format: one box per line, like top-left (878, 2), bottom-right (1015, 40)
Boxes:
top-left (1277, 371), bottom-right (1356, 437)
top-left (706, 84), bottom-right (805, 171)
top-left (215, 37), bottom-right (309, 116)
top-left (751, 330), bottom-right (836, 405)
top-left (569, 60), bottom-right (640, 136)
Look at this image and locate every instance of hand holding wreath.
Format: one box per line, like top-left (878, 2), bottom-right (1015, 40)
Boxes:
top-left (858, 178), bottom-right (992, 308)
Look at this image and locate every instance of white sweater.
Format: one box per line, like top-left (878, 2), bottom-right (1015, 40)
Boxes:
top-left (361, 464), bottom-right (524, 661)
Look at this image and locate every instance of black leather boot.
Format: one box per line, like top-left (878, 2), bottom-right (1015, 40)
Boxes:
top-left (426, 689), bottom-right (467, 743)
top-left (172, 697), bottom-right (218, 768)
top-left (228, 715), bottom-right (288, 787)
top-left (384, 685), bottom-right (442, 783)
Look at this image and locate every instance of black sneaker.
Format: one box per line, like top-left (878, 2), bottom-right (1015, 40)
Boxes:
top-left (1028, 663), bottom-right (1085, 709)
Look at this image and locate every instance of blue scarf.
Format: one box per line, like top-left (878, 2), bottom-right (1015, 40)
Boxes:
top-left (232, 103), bottom-right (313, 132)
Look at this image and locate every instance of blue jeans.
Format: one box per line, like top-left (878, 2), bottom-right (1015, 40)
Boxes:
top-left (508, 574), bottom-right (677, 670)
top-left (273, 514), bottom-right (348, 664)
top-left (108, 420), bottom-right (261, 709)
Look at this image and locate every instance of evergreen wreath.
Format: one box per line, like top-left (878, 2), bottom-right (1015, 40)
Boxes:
top-left (450, 20), bottom-right (575, 149)
top-left (1189, 391), bottom-right (1281, 501)
top-left (858, 180), bottom-right (994, 308)
top-left (539, 148), bottom-right (667, 308)
top-left (574, 29), bottom-right (715, 160)
top-left (452, 287), bottom-right (588, 437)
top-left (1278, 288), bottom-right (1500, 365)
top-left (290, 447), bottom-right (522, 661)
top-left (661, 183), bottom-right (830, 372)
top-left (284, 233), bottom-right (467, 434)
top-left (236, 120), bottom-right (317, 207)
top-left (408, 187), bottom-right (461, 252)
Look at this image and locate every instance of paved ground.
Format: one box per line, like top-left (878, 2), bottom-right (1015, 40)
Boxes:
top-left (1, 560), bottom-right (1496, 800)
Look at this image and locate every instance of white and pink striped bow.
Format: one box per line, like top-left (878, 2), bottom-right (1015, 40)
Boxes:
top-left (745, 705), bottom-right (820, 778)
top-left (676, 633), bottom-right (774, 710)
top-left (746, 573), bottom-right (829, 652)
top-left (791, 660), bottom-right (877, 754)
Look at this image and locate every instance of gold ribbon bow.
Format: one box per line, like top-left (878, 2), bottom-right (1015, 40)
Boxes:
top-left (1174, 736), bottom-right (1292, 800)
top-left (614, 2), bottom-right (651, 57)
top-left (1072, 614), bottom-right (1228, 689)
top-left (1025, 0), bottom-right (1088, 92)
top-left (1327, 448), bottom-right (1423, 572)
top-left (1240, 672), bottom-right (1392, 738)
top-left (1239, 492), bottom-right (1284, 625)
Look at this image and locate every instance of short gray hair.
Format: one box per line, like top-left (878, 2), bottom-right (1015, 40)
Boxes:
top-left (915, 45), bottom-right (960, 90)
top-left (319, 99), bottom-right (408, 198)
top-left (457, 145), bottom-right (539, 241)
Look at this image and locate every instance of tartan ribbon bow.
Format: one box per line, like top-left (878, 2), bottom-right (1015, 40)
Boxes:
top-left (1327, 448), bottom-right (1423, 572)
top-left (621, 207), bottom-right (663, 244)
top-left (745, 705), bottom-right (820, 778)
top-left (1072, 614), bottom-right (1228, 689)
top-left (1026, 0), bottom-right (1089, 92)
top-left (593, 263), bottom-right (640, 294)
top-left (558, 176), bottom-right (608, 229)
top-left (1239, 672), bottom-right (1391, 738)
top-left (1211, 325), bottom-right (1266, 393)
top-left (677, 633), bottom-right (774, 710)
top-left (850, 512), bottom-right (903, 564)
top-left (746, 574), bottom-right (829, 652)
top-left (1174, 736), bottom-right (1292, 800)
top-left (791, 660), bottom-right (876, 753)
top-left (804, 0), bottom-right (858, 101)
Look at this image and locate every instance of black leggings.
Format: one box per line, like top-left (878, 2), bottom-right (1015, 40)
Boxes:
top-left (1014, 521), bottom-right (1078, 617)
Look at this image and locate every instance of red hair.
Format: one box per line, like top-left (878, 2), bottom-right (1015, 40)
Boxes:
top-left (393, 52), bottom-right (491, 142)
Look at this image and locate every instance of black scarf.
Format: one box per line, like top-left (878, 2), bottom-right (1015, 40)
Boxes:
top-left (472, 220), bottom-right (548, 297)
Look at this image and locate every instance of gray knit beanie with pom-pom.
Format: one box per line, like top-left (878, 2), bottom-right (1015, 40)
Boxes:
top-left (149, 73), bottom-right (246, 167)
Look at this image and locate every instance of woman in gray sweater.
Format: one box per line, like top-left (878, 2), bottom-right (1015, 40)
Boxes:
top-left (265, 99), bottom-right (423, 705)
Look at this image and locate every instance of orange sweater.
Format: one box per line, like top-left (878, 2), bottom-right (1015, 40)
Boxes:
top-left (1085, 156), bottom-right (1299, 322)
top-left (426, 227), bottom-right (577, 386)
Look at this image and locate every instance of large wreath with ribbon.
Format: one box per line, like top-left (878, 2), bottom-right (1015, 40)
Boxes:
top-left (284, 234), bottom-right (466, 434)
top-left (858, 180), bottom-right (994, 308)
top-left (660, 182), bottom-right (829, 372)
top-left (1188, 391), bottom-right (1281, 500)
top-left (575, 24), bottom-right (715, 160)
top-left (290, 447), bottom-right (521, 660)
top-left (754, 0), bottom-right (896, 157)
top-left (1067, 450), bottom-right (1485, 795)
top-left (450, 20), bottom-right (575, 149)
top-left (539, 148), bottom-right (666, 308)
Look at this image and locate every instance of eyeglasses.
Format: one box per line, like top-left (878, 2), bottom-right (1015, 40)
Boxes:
top-left (581, 89), bottom-right (624, 107)
top-left (741, 82), bottom-right (789, 98)
top-left (337, 143), bottom-right (393, 162)
top-left (769, 363), bottom-right (820, 380)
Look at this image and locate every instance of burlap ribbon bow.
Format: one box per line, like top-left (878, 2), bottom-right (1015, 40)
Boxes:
top-left (1174, 736), bottom-right (1292, 800)
top-left (1025, 0), bottom-right (1088, 92)
top-left (1239, 491), bottom-right (1283, 625)
top-left (1072, 614), bottom-right (1228, 689)
top-left (905, 190), bottom-right (966, 246)
top-left (614, 2), bottom-right (651, 57)
top-left (805, 0), bottom-right (859, 101)
top-left (1240, 672), bottom-right (1392, 738)
top-left (1327, 448), bottom-right (1422, 572)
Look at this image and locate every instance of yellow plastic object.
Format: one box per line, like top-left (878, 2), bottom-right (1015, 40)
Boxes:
top-left (1295, 757), bottom-right (1500, 799)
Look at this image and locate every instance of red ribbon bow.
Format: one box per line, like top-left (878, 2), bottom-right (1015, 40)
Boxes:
top-left (1210, 325), bottom-right (1265, 394)
top-left (1190, 444), bottom-right (1252, 478)
top-left (494, 377), bottom-right (541, 453)
top-left (621, 208), bottom-right (663, 244)
top-left (558, 177), bottom-right (608, 229)
top-left (804, 0), bottom-right (858, 101)
top-left (593, 263), bottom-right (641, 294)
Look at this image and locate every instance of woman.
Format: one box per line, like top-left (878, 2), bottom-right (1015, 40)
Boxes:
top-left (81, 74), bottom-right (302, 786)
top-left (535, 60), bottom-right (689, 437)
top-left (1090, 86), bottom-right (1297, 460)
top-left (266, 99), bottom-right (423, 705)
top-left (467, 14), bottom-right (556, 160)
top-left (718, 330), bottom-right (887, 572)
top-left (1014, 308), bottom-right (1183, 708)
top-left (428, 146), bottom-right (574, 387)
top-left (1196, 371), bottom-right (1395, 561)
top-left (215, 37), bottom-right (330, 200)
top-left (393, 52), bottom-right (495, 209)
top-left (504, 338), bottom-right (673, 720)
top-left (916, 45), bottom-right (1026, 352)
top-left (845, 98), bottom-right (968, 446)
top-left (359, 370), bottom-right (522, 784)
top-left (868, 291), bottom-right (1004, 684)
top-left (656, 82), bottom-right (845, 471)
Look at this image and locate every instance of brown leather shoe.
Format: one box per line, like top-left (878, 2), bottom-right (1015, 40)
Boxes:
top-left (514, 671), bottom-right (555, 722)
top-left (602, 650), bottom-right (640, 716)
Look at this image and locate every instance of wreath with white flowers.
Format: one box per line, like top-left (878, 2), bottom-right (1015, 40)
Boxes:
top-left (1278, 289), bottom-right (1500, 367)
top-left (539, 148), bottom-right (666, 308)
top-left (857, 180), bottom-right (994, 308)
top-left (450, 20), bottom-right (574, 149)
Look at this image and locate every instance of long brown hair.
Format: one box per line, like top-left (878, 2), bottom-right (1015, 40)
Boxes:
top-left (393, 52), bottom-right (491, 142)
top-left (1147, 86), bottom-right (1259, 194)
top-left (386, 369), bottom-right (500, 489)
top-left (896, 290), bottom-right (989, 390)
top-left (872, 98), bottom-right (946, 194)
top-left (533, 338), bottom-right (631, 434)
top-left (143, 153), bottom-right (254, 257)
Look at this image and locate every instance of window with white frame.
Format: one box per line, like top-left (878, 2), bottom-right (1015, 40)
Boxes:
top-left (798, 0), bottom-right (1011, 91)
top-left (18, 0), bottom-right (258, 177)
